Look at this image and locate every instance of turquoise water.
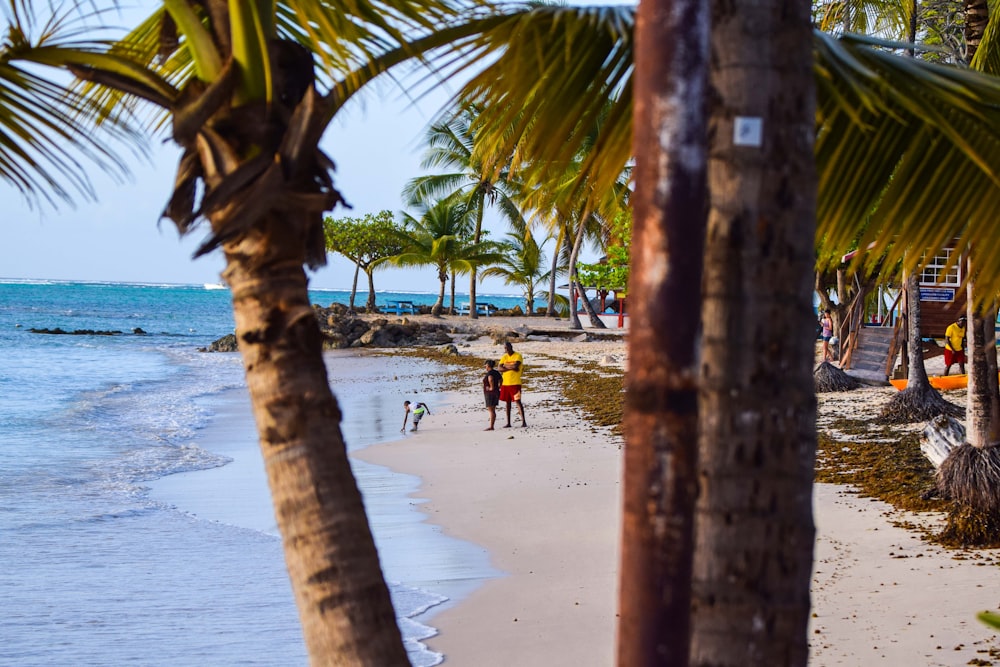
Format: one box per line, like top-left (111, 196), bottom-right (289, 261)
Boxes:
top-left (0, 279), bottom-right (493, 666)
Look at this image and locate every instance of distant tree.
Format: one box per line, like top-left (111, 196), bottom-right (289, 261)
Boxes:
top-left (324, 211), bottom-right (406, 311)
top-left (481, 230), bottom-right (556, 315)
top-left (404, 104), bottom-right (524, 319)
top-left (386, 198), bottom-right (504, 316)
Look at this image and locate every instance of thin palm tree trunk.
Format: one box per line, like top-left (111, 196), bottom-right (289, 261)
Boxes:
top-left (365, 268), bottom-right (377, 313)
top-left (469, 194), bottom-right (485, 319)
top-left (567, 219), bottom-right (588, 330)
top-left (350, 261), bottom-right (360, 311)
top-left (546, 224), bottom-right (566, 317)
top-left (618, 0), bottom-right (708, 661)
top-left (221, 228), bottom-right (407, 665)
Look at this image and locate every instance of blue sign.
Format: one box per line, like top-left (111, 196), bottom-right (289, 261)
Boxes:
top-left (919, 287), bottom-right (956, 302)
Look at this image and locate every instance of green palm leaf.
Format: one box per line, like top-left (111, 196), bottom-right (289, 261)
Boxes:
top-left (0, 1), bottom-right (145, 206)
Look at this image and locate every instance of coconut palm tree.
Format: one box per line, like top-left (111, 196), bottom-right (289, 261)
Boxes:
top-left (403, 103), bottom-right (524, 318)
top-left (388, 197), bottom-right (504, 315)
top-left (480, 230), bottom-right (554, 315)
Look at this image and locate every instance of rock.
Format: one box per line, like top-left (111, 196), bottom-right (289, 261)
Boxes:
top-left (599, 355), bottom-right (618, 366)
top-left (572, 333), bottom-right (589, 343)
top-left (133, 328), bottom-right (147, 335)
top-left (525, 335), bottom-right (550, 342)
top-left (204, 333), bottom-right (239, 352)
top-left (439, 343), bottom-right (459, 355)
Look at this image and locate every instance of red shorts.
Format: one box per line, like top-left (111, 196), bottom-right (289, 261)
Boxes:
top-left (944, 348), bottom-right (965, 366)
top-left (499, 385), bottom-right (521, 402)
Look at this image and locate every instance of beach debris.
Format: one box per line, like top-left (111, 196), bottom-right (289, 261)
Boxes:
top-left (813, 361), bottom-right (863, 393)
top-left (572, 333), bottom-right (589, 343)
top-left (920, 415), bottom-right (965, 469)
top-left (936, 442), bottom-right (1000, 547)
top-left (599, 355), bottom-right (619, 367)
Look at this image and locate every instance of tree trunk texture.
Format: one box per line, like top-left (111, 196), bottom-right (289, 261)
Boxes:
top-left (966, 0), bottom-right (989, 61)
top-left (220, 219), bottom-right (407, 665)
top-left (619, 0), bottom-right (708, 662)
top-left (693, 2), bottom-right (817, 666)
top-left (965, 287), bottom-right (1000, 447)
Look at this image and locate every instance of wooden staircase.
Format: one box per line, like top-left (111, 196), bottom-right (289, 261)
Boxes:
top-left (842, 326), bottom-right (896, 382)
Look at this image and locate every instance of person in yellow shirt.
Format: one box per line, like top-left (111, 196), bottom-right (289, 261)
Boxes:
top-left (498, 341), bottom-right (528, 428)
top-left (944, 315), bottom-right (967, 376)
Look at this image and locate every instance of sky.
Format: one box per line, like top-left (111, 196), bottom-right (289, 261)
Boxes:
top-left (0, 4), bottom-right (603, 296)
top-left (0, 82), bottom-right (483, 293)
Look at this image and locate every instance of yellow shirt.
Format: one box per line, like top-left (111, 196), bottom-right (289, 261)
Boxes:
top-left (945, 322), bottom-right (966, 351)
top-left (500, 352), bottom-right (524, 385)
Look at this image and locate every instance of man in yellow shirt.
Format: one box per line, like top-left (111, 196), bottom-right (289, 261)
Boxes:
top-left (944, 315), bottom-right (967, 376)
top-left (498, 341), bottom-right (528, 428)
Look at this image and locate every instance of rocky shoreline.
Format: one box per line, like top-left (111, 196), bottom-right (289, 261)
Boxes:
top-left (202, 304), bottom-right (624, 352)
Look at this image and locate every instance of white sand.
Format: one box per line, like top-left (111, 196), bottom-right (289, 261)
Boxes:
top-left (357, 318), bottom-right (999, 665)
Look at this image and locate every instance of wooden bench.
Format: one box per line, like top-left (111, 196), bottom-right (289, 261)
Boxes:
top-left (383, 300), bottom-right (416, 315)
top-left (458, 303), bottom-right (495, 316)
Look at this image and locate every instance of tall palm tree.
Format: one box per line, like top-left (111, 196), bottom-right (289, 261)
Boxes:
top-left (388, 197), bottom-right (504, 315)
top-left (480, 230), bottom-right (554, 315)
top-left (403, 104), bottom-right (524, 318)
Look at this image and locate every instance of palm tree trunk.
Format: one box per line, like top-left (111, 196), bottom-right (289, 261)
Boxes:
top-left (450, 268), bottom-right (457, 314)
top-left (365, 267), bottom-right (377, 313)
top-left (220, 225), bottom-right (407, 665)
top-left (692, 2), bottom-right (817, 664)
top-left (546, 224), bottom-right (566, 317)
top-left (966, 259), bottom-right (1000, 447)
top-left (567, 219), bottom-right (588, 330)
top-left (433, 268), bottom-right (446, 316)
top-left (577, 279), bottom-right (607, 328)
top-left (469, 193), bottom-right (486, 319)
top-left (350, 261), bottom-right (360, 311)
top-left (618, 0), bottom-right (708, 661)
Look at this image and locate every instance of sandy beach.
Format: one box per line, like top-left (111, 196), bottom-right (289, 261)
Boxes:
top-left (353, 315), bottom-right (1000, 666)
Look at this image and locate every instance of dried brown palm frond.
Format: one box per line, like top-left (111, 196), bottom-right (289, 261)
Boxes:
top-left (814, 361), bottom-right (864, 393)
top-left (937, 442), bottom-right (1000, 513)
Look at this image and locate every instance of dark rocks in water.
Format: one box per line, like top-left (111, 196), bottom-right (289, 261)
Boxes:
top-left (29, 328), bottom-right (123, 336)
top-left (201, 308), bottom-right (458, 352)
top-left (201, 333), bottom-right (238, 352)
top-left (133, 328), bottom-right (147, 335)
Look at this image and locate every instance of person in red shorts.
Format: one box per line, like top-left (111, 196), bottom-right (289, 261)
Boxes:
top-left (498, 341), bottom-right (528, 428)
top-left (944, 315), bottom-right (967, 376)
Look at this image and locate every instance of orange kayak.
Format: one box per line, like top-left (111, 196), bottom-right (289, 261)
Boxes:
top-left (890, 374), bottom-right (969, 391)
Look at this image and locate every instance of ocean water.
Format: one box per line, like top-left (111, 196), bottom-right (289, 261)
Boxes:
top-left (0, 279), bottom-right (499, 666)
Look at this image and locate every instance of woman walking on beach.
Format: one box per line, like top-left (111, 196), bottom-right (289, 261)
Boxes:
top-left (483, 360), bottom-right (503, 430)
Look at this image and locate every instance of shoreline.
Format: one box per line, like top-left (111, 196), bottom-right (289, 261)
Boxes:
top-left (154, 316), bottom-right (999, 665)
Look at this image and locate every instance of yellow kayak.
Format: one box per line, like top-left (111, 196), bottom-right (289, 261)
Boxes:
top-left (890, 375), bottom-right (969, 391)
